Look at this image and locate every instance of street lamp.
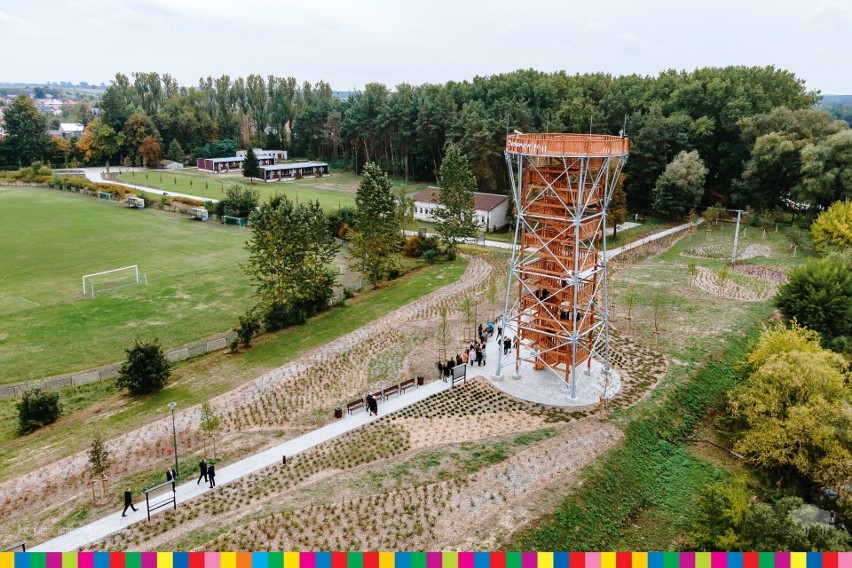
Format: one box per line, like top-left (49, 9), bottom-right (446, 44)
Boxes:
top-left (167, 402), bottom-right (178, 480)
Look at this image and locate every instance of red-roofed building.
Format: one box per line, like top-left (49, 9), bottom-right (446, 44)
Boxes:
top-left (410, 186), bottom-right (509, 231)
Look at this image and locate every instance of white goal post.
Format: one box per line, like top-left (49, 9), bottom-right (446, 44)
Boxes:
top-left (82, 265), bottom-right (146, 297)
top-left (223, 215), bottom-right (248, 227)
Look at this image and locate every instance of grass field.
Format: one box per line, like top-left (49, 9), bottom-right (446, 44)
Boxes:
top-left (117, 168), bottom-right (430, 212)
top-left (0, 186), bottom-right (259, 384)
top-left (0, 258), bottom-right (467, 481)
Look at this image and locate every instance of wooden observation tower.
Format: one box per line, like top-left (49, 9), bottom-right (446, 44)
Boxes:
top-left (498, 133), bottom-right (629, 399)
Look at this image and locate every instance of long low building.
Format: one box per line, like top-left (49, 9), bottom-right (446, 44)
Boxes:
top-left (196, 155), bottom-right (275, 173)
top-left (259, 162), bottom-right (330, 181)
top-left (411, 186), bottom-right (509, 231)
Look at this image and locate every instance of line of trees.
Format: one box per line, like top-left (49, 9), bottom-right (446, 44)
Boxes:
top-left (5, 66), bottom-right (843, 216)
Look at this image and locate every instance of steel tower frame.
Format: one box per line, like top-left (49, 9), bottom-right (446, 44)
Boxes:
top-left (496, 134), bottom-right (629, 399)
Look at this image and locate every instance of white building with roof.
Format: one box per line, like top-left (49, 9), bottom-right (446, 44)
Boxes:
top-left (58, 123), bottom-right (85, 138)
top-left (411, 186), bottom-right (510, 231)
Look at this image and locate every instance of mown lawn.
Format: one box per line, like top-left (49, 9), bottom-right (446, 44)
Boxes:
top-left (0, 258), bottom-right (467, 480)
top-left (0, 186), bottom-right (257, 384)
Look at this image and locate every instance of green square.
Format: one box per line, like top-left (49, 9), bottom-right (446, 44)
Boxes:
top-left (507, 553), bottom-right (522, 568)
top-left (29, 553), bottom-right (46, 568)
top-left (759, 553), bottom-right (774, 568)
top-left (410, 553), bottom-right (426, 568)
top-left (663, 553), bottom-right (679, 568)
top-left (268, 553), bottom-right (284, 568)
top-left (347, 553), bottom-right (363, 568)
top-left (126, 552), bottom-right (141, 568)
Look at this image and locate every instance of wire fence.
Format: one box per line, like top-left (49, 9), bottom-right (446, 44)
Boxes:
top-left (0, 332), bottom-right (237, 399)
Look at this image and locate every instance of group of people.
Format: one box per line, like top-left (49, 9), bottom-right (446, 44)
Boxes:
top-left (196, 459), bottom-right (216, 488)
top-left (121, 459), bottom-right (218, 517)
top-left (436, 321), bottom-right (512, 379)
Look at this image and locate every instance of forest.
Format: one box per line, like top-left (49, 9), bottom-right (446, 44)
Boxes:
top-left (5, 66), bottom-right (851, 213)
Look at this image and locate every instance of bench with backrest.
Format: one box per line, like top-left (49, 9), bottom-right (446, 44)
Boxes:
top-left (400, 378), bottom-right (417, 393)
top-left (346, 397), bottom-right (365, 414)
top-left (382, 384), bottom-right (400, 400)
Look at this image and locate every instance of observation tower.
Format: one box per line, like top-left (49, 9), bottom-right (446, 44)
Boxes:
top-left (497, 133), bottom-right (629, 401)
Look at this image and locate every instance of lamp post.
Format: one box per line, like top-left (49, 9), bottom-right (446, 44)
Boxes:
top-left (168, 402), bottom-right (178, 480)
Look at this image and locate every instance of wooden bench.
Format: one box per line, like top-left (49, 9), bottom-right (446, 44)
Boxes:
top-left (400, 378), bottom-right (417, 393)
top-left (382, 384), bottom-right (400, 400)
top-left (346, 398), bottom-right (364, 414)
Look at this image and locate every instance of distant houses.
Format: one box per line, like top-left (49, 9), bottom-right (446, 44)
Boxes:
top-left (258, 162), bottom-right (329, 181)
top-left (196, 148), bottom-right (328, 182)
top-left (58, 123), bottom-right (85, 138)
top-left (411, 186), bottom-right (509, 231)
top-left (196, 154), bottom-right (275, 173)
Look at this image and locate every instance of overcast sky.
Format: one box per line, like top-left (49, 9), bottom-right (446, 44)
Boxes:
top-left (1, 0), bottom-right (850, 94)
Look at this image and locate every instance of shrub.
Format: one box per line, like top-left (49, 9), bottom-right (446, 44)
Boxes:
top-left (235, 310), bottom-right (261, 348)
top-left (422, 249), bottom-right (439, 264)
top-left (402, 235), bottom-right (424, 258)
top-left (17, 388), bottom-right (61, 434)
top-left (775, 257), bottom-right (852, 347)
top-left (811, 200), bottom-right (852, 253)
top-left (116, 339), bottom-right (172, 395)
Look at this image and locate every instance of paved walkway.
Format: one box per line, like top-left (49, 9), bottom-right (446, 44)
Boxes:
top-left (29, 219), bottom-right (696, 552)
top-left (81, 167), bottom-right (217, 203)
top-left (31, 379), bottom-right (452, 552)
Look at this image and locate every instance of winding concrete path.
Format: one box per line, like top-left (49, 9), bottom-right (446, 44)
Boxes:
top-left (28, 218), bottom-right (698, 552)
top-left (31, 379), bottom-right (452, 552)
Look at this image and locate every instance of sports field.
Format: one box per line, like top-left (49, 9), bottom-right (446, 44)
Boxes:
top-left (0, 186), bottom-right (259, 385)
top-left (116, 169), bottom-right (429, 211)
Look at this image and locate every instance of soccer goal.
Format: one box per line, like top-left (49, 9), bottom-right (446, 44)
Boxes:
top-left (82, 265), bottom-right (147, 297)
top-left (223, 216), bottom-right (248, 228)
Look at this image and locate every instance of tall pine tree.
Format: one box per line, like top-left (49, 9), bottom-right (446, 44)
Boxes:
top-left (435, 143), bottom-right (478, 255)
top-left (352, 162), bottom-right (398, 285)
top-left (242, 147), bottom-right (260, 184)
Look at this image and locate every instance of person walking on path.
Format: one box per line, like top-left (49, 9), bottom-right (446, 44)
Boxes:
top-left (503, 337), bottom-right (511, 355)
top-left (197, 459), bottom-right (207, 485)
top-left (122, 488), bottom-right (137, 516)
top-left (207, 463), bottom-right (216, 488)
top-left (166, 467), bottom-right (176, 482)
top-left (366, 394), bottom-right (378, 416)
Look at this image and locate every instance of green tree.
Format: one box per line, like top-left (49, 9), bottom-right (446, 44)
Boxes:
top-left (608, 180), bottom-right (628, 239)
top-left (394, 186), bottom-right (415, 232)
top-left (3, 95), bottom-right (51, 166)
top-left (797, 130), bottom-right (852, 209)
top-left (242, 146), bottom-right (260, 183)
top-left (351, 162), bottom-right (399, 285)
top-left (651, 150), bottom-right (708, 217)
top-left (77, 119), bottom-right (123, 165)
top-left (245, 196), bottom-right (339, 322)
top-left (88, 432), bottom-right (112, 478)
top-left (116, 339), bottom-right (172, 395)
top-left (435, 142), bottom-right (478, 255)
top-left (16, 388), bottom-right (61, 434)
top-left (728, 323), bottom-right (851, 515)
top-left (122, 112), bottom-right (160, 165)
top-left (775, 257), bottom-right (852, 346)
top-left (811, 199), bottom-right (852, 253)
top-left (221, 183), bottom-right (259, 219)
top-left (166, 138), bottom-right (185, 163)
top-left (692, 478), bottom-right (850, 551)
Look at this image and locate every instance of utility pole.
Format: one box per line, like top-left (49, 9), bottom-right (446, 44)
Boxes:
top-left (731, 209), bottom-right (744, 264)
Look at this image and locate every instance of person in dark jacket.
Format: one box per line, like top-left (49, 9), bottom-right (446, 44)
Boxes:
top-left (166, 467), bottom-right (176, 482)
top-left (197, 459), bottom-right (207, 485)
top-left (366, 393), bottom-right (378, 416)
top-left (122, 488), bottom-right (137, 516)
top-left (207, 463), bottom-right (216, 488)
